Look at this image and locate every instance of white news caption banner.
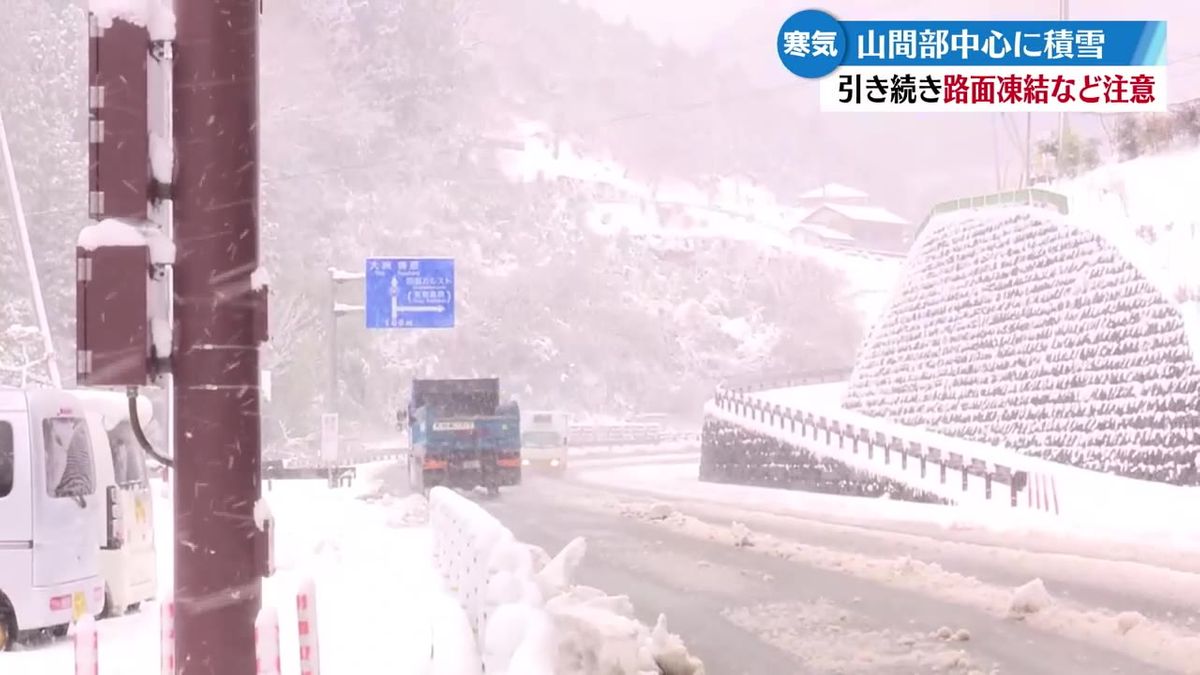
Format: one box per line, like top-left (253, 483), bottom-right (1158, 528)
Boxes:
top-left (819, 66), bottom-right (1169, 113)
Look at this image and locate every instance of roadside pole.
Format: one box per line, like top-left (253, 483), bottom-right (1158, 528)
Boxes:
top-left (173, 1), bottom-right (266, 673)
top-left (0, 110), bottom-right (63, 387)
top-left (327, 267), bottom-right (364, 446)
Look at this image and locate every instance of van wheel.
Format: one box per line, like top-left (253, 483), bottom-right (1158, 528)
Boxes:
top-left (126, 602), bottom-right (141, 614)
top-left (99, 588), bottom-right (113, 619)
top-left (0, 602), bottom-right (16, 651)
top-left (100, 587), bottom-right (126, 619)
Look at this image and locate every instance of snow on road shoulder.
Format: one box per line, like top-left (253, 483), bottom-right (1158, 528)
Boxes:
top-left (573, 458), bottom-right (1200, 563)
top-left (1, 478), bottom-right (441, 674)
top-left (614, 501), bottom-right (1200, 674)
top-left (575, 460), bottom-right (970, 531)
top-left (259, 480), bottom-right (440, 674)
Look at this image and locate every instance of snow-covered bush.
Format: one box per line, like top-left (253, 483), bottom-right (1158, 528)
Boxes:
top-left (843, 208), bottom-right (1200, 485)
top-left (429, 488), bottom-right (705, 674)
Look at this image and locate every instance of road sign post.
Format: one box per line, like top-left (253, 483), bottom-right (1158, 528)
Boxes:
top-left (320, 413), bottom-right (339, 465)
top-left (327, 268), bottom-right (365, 420)
top-left (364, 258), bottom-right (455, 329)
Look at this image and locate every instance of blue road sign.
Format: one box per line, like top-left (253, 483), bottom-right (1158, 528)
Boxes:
top-left (364, 257), bottom-right (455, 329)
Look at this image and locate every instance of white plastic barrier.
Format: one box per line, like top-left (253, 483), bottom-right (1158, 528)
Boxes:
top-left (428, 487), bottom-right (705, 675)
top-left (429, 486), bottom-right (549, 674)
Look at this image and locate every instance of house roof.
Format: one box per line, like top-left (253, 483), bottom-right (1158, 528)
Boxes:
top-left (813, 202), bottom-right (909, 225)
top-left (798, 182), bottom-right (869, 200)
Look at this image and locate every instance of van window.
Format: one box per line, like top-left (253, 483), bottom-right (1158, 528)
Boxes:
top-left (108, 421), bottom-right (147, 487)
top-left (0, 422), bottom-right (13, 498)
top-left (43, 417), bottom-right (96, 499)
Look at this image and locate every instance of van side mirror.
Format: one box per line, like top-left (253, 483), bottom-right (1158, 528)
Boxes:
top-left (104, 485), bottom-right (124, 550)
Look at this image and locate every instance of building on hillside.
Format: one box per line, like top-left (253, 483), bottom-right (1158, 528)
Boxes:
top-left (787, 183), bottom-right (912, 253)
top-left (801, 203), bottom-right (911, 251)
top-left (789, 219), bottom-right (857, 248)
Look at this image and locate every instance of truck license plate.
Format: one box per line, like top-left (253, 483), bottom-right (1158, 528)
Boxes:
top-left (461, 460), bottom-right (481, 469)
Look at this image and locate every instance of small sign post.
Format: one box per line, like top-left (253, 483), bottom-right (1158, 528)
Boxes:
top-left (319, 413), bottom-right (338, 465)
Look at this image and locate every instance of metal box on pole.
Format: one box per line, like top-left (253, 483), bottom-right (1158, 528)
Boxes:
top-left (88, 16), bottom-right (150, 221)
top-left (75, 242), bottom-right (152, 386)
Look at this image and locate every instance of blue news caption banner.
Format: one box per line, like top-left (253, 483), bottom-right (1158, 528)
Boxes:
top-left (778, 12), bottom-right (1167, 78)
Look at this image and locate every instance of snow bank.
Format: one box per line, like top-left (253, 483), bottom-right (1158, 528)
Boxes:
top-left (428, 487), bottom-right (704, 674)
top-left (619, 502), bottom-right (1200, 674)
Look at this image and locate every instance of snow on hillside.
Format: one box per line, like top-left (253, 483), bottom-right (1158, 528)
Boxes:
top-left (1052, 148), bottom-right (1200, 361)
top-left (496, 132), bottom-right (649, 198)
top-left (493, 126), bottom-right (903, 323)
top-left (846, 206), bottom-right (1200, 485)
top-left (496, 131), bottom-right (902, 326)
top-left (1054, 150), bottom-right (1200, 298)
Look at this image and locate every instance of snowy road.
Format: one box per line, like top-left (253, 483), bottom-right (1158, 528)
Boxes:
top-left (485, 473), bottom-right (1188, 675)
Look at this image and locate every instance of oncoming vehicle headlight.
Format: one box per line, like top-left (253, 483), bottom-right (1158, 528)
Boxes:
top-left (550, 459), bottom-right (560, 467)
top-left (521, 459), bottom-right (530, 466)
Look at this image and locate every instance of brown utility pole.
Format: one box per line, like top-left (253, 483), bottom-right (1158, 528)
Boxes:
top-left (173, 1), bottom-right (267, 674)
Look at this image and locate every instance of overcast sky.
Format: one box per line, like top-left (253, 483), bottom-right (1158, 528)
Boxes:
top-left (570, 0), bottom-right (1199, 217)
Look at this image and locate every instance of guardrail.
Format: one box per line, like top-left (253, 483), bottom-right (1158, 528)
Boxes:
top-left (567, 425), bottom-right (702, 446)
top-left (708, 383), bottom-right (1200, 525)
top-left (916, 188), bottom-right (1070, 239)
top-left (707, 388), bottom-right (1055, 512)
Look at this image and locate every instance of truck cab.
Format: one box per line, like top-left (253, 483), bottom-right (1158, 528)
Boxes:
top-left (0, 389), bottom-right (105, 650)
top-left (67, 389), bottom-right (158, 617)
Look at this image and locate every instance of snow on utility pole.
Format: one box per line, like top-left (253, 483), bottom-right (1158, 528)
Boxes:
top-left (173, 1), bottom-right (269, 673)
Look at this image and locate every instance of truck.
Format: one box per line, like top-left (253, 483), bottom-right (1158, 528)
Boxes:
top-left (520, 410), bottom-right (569, 474)
top-left (405, 378), bottom-right (521, 497)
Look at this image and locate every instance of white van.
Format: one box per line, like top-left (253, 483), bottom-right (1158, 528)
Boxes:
top-left (67, 389), bottom-right (157, 616)
top-left (0, 388), bottom-right (105, 650)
